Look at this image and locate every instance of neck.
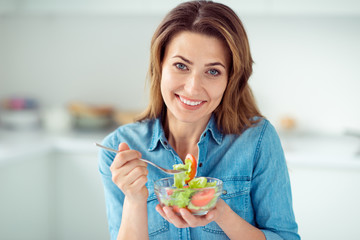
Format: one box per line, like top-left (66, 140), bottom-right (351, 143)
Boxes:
top-left (163, 112), bottom-right (210, 161)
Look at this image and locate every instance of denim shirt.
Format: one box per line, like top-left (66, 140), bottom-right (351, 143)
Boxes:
top-left (98, 116), bottom-right (300, 240)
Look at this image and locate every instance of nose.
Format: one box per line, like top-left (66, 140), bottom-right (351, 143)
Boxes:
top-left (184, 72), bottom-right (202, 95)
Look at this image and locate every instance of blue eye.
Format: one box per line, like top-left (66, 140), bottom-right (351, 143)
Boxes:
top-left (175, 63), bottom-right (187, 70)
top-left (208, 69), bottom-right (219, 76)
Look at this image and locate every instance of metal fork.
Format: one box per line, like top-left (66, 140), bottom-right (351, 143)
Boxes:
top-left (94, 143), bottom-right (185, 175)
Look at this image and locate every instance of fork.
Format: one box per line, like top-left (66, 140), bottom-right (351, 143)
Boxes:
top-left (94, 143), bottom-right (185, 175)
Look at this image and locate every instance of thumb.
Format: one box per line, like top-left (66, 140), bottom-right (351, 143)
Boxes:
top-left (118, 142), bottom-right (130, 152)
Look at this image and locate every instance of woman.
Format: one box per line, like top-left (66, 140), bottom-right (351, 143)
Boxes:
top-left (98, 1), bottom-right (300, 239)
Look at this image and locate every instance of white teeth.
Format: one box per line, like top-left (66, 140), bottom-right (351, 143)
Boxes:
top-left (179, 96), bottom-right (202, 106)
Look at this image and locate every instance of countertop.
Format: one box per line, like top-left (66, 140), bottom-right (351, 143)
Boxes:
top-left (280, 133), bottom-right (360, 169)
top-left (1, 128), bottom-right (360, 169)
top-left (0, 128), bottom-right (108, 165)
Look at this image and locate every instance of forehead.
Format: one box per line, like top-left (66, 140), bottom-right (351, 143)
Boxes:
top-left (164, 31), bottom-right (230, 65)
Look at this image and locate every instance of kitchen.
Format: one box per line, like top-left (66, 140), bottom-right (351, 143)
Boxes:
top-left (1, 0), bottom-right (360, 239)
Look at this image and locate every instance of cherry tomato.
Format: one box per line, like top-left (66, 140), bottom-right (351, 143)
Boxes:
top-left (166, 188), bottom-right (174, 195)
top-left (185, 153), bottom-right (197, 184)
top-left (190, 188), bottom-right (215, 207)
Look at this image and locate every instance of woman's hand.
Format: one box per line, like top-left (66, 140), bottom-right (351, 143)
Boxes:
top-left (155, 199), bottom-right (227, 228)
top-left (110, 142), bottom-right (149, 203)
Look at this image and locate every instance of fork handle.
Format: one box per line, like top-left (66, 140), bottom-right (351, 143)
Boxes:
top-left (95, 143), bottom-right (119, 154)
top-left (94, 143), bottom-right (182, 174)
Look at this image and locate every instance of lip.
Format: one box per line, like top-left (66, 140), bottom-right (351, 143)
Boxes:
top-left (176, 95), bottom-right (206, 110)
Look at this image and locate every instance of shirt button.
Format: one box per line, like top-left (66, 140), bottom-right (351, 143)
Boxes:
top-left (203, 133), bottom-right (207, 137)
top-left (199, 163), bottom-right (203, 167)
top-left (164, 141), bottom-right (168, 145)
top-left (222, 190), bottom-right (227, 195)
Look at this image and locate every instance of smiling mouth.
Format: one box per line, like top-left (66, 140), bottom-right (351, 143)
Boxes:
top-left (178, 95), bottom-right (203, 106)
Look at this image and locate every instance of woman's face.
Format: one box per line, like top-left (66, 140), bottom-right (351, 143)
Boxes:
top-left (161, 31), bottom-right (230, 125)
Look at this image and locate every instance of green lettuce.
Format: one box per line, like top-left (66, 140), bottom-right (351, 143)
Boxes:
top-left (166, 158), bottom-right (218, 211)
top-left (168, 188), bottom-right (195, 208)
top-left (188, 177), bottom-right (207, 188)
top-left (173, 158), bottom-right (192, 188)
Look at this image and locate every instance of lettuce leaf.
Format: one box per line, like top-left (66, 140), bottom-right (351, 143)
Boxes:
top-left (188, 177), bottom-right (207, 188)
top-left (173, 158), bottom-right (192, 188)
top-left (168, 188), bottom-right (195, 208)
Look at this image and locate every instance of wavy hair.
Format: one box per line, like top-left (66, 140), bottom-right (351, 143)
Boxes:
top-left (138, 0), bottom-right (262, 134)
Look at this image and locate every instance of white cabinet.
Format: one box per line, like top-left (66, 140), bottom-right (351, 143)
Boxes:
top-left (283, 134), bottom-right (360, 239)
top-left (0, 135), bottom-right (109, 240)
top-left (50, 151), bottom-right (109, 240)
top-left (289, 164), bottom-right (360, 240)
top-left (0, 153), bottom-right (51, 240)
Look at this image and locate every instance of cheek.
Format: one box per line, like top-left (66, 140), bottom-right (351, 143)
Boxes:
top-left (160, 72), bottom-right (169, 94)
top-left (161, 69), bottom-right (180, 93)
top-left (160, 70), bottom-right (175, 100)
top-left (211, 81), bottom-right (227, 102)
top-left (160, 78), bottom-right (167, 102)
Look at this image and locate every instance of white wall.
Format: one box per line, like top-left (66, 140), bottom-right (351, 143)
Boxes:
top-left (245, 15), bottom-right (360, 133)
top-left (1, 2), bottom-right (360, 134)
top-left (0, 14), bottom-right (157, 111)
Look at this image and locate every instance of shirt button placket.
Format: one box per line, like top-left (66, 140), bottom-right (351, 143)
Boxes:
top-left (197, 131), bottom-right (208, 176)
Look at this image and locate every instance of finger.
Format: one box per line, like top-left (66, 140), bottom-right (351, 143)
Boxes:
top-left (205, 199), bottom-right (224, 221)
top-left (111, 149), bottom-right (142, 169)
top-left (121, 159), bottom-right (148, 173)
top-left (118, 143), bottom-right (143, 161)
top-left (118, 142), bottom-right (130, 152)
top-left (155, 205), bottom-right (171, 222)
top-left (113, 163), bottom-right (148, 190)
top-left (205, 210), bottom-right (215, 222)
top-left (110, 160), bottom-right (136, 183)
top-left (128, 168), bottom-right (148, 187)
top-left (180, 209), bottom-right (210, 227)
top-left (163, 206), bottom-right (189, 228)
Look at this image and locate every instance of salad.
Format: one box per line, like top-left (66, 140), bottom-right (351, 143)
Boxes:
top-left (157, 154), bottom-right (221, 215)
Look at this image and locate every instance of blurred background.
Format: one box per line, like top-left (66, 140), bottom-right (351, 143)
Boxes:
top-left (0, 0), bottom-right (359, 239)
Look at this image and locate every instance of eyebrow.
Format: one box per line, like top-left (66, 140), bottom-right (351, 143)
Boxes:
top-left (173, 55), bottom-right (226, 69)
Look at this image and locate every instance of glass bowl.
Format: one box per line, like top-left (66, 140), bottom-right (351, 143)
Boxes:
top-left (154, 177), bottom-right (223, 216)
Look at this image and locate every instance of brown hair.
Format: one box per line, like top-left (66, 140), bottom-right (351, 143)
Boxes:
top-left (138, 0), bottom-right (262, 134)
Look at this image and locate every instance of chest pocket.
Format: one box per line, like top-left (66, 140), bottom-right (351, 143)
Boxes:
top-left (202, 176), bottom-right (250, 235)
top-left (146, 183), bottom-right (169, 237)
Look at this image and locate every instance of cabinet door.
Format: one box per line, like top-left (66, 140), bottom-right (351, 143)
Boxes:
top-left (289, 165), bottom-right (360, 240)
top-left (0, 153), bottom-right (51, 240)
top-left (52, 152), bottom-right (109, 240)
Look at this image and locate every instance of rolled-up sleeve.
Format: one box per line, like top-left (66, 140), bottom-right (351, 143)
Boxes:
top-left (251, 121), bottom-right (300, 240)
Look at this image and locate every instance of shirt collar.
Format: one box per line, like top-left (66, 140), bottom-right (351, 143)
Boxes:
top-left (148, 118), bottom-right (165, 151)
top-left (148, 114), bottom-right (223, 152)
top-left (206, 115), bottom-right (223, 145)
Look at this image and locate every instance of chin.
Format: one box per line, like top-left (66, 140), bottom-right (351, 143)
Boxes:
top-left (172, 111), bottom-right (211, 124)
